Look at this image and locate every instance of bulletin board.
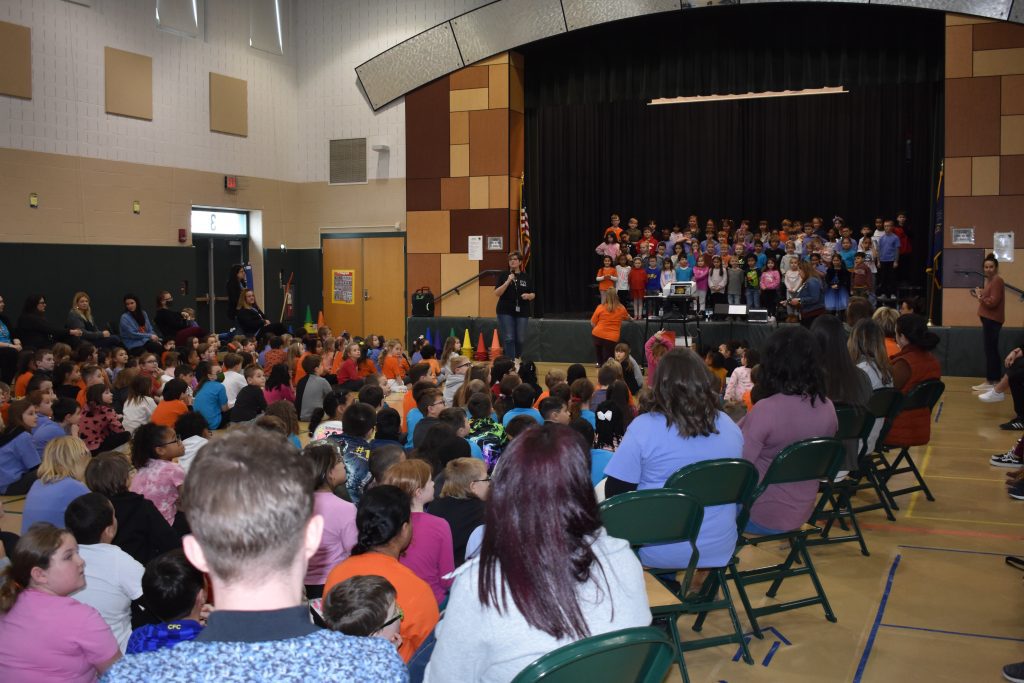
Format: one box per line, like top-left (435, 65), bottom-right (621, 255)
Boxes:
top-left (332, 269), bottom-right (355, 304)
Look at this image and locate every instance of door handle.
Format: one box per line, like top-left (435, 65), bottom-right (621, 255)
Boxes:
top-left (363, 289), bottom-right (369, 301)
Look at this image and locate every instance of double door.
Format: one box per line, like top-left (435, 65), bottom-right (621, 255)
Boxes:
top-left (321, 235), bottom-right (405, 342)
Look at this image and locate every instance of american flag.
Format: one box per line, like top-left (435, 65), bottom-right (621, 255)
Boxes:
top-left (519, 175), bottom-right (531, 269)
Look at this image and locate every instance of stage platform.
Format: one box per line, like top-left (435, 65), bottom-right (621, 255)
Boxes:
top-left (408, 316), bottom-right (1016, 377)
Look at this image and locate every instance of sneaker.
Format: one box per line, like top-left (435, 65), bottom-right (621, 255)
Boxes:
top-left (1010, 483), bottom-right (1024, 501)
top-left (973, 382), bottom-right (996, 392)
top-left (1001, 418), bottom-right (1024, 431)
top-left (991, 450), bottom-right (1024, 467)
top-left (981, 390), bottom-right (1006, 402)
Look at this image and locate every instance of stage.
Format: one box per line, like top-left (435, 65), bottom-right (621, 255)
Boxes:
top-left (408, 316), bottom-right (1014, 377)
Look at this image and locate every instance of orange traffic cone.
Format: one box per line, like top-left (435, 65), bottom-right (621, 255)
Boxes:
top-left (317, 311), bottom-right (325, 329)
top-left (474, 333), bottom-right (488, 361)
top-left (489, 329), bottom-right (503, 360)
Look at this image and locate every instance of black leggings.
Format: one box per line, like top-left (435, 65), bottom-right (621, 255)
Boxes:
top-left (593, 335), bottom-right (617, 365)
top-left (981, 317), bottom-right (1003, 383)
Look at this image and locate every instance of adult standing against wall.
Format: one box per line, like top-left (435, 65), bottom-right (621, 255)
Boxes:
top-left (225, 265), bottom-right (247, 326)
top-left (973, 254), bottom-right (1005, 397)
top-left (494, 252), bottom-right (534, 360)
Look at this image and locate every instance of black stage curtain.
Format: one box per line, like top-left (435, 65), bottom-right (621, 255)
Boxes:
top-left (521, 4), bottom-right (943, 316)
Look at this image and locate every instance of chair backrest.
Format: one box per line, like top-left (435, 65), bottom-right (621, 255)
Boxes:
top-left (866, 387), bottom-right (904, 450)
top-left (511, 626), bottom-right (676, 683)
top-left (600, 489), bottom-right (705, 549)
top-left (758, 437), bottom-right (845, 489)
top-left (834, 403), bottom-right (868, 441)
top-left (900, 379), bottom-right (945, 412)
top-left (665, 458), bottom-right (759, 538)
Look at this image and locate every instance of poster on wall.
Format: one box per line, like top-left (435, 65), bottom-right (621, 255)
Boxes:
top-left (332, 269), bottom-right (355, 304)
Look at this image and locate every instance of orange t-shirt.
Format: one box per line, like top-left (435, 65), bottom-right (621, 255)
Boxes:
top-left (597, 266), bottom-right (617, 291)
top-left (532, 389), bottom-right (550, 409)
top-left (590, 305), bottom-right (631, 342)
top-left (150, 399), bottom-right (188, 428)
top-left (292, 352), bottom-right (311, 388)
top-left (14, 372), bottom-right (31, 398)
top-left (357, 359), bottom-right (378, 378)
top-left (381, 355), bottom-right (410, 381)
top-left (885, 337), bottom-right (900, 359)
top-left (324, 553), bottom-right (439, 663)
top-left (262, 348), bottom-right (287, 373)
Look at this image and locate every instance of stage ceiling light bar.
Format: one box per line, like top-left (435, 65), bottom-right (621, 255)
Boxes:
top-left (649, 86), bottom-right (848, 106)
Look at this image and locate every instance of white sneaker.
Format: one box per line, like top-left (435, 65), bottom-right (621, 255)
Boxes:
top-left (980, 390), bottom-right (1006, 402)
top-left (973, 382), bottom-right (995, 392)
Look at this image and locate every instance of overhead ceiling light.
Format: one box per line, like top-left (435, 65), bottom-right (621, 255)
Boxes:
top-left (649, 86), bottom-right (848, 106)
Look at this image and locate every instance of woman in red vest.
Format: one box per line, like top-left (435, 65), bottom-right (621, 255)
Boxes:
top-left (885, 314), bottom-right (941, 447)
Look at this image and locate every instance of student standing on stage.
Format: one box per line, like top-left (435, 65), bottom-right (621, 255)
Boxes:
top-left (494, 252), bottom-right (535, 361)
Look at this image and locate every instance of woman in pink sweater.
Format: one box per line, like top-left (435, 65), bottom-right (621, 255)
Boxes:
top-left (644, 331), bottom-right (673, 387)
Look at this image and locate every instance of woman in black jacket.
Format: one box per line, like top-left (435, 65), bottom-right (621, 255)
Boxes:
top-left (225, 264), bottom-right (247, 323)
top-left (235, 289), bottom-right (286, 338)
top-left (153, 290), bottom-right (207, 346)
top-left (65, 291), bottom-right (120, 348)
top-left (16, 294), bottom-right (81, 350)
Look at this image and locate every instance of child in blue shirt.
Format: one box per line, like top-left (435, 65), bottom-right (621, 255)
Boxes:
top-left (127, 549), bottom-right (208, 654)
top-left (674, 257), bottom-right (694, 283)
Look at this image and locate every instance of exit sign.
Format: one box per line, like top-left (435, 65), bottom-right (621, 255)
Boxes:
top-left (224, 175), bottom-right (238, 191)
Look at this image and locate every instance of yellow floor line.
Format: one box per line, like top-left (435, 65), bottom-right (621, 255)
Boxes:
top-left (927, 474), bottom-right (1006, 482)
top-left (905, 444), bottom-right (933, 519)
top-left (908, 514), bottom-right (1024, 528)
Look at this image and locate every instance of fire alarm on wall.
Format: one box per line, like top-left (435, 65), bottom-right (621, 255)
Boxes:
top-left (224, 175), bottom-right (238, 191)
top-left (178, 228), bottom-right (187, 243)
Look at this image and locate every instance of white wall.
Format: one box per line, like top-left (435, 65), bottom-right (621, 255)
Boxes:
top-left (0, 0), bottom-right (301, 180)
top-left (0, 0), bottom-right (492, 183)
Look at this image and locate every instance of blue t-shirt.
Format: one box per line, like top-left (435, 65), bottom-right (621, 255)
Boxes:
top-left (193, 381), bottom-right (228, 430)
top-left (405, 408), bottom-right (423, 448)
top-left (501, 407), bottom-right (544, 428)
top-left (604, 411), bottom-right (744, 568)
top-left (31, 416), bottom-right (66, 457)
top-left (644, 266), bottom-right (661, 291)
top-left (674, 266), bottom-right (694, 282)
top-left (21, 476), bottom-right (90, 534)
top-left (0, 432), bottom-right (40, 493)
top-left (581, 409), bottom-right (596, 429)
top-left (591, 448), bottom-right (614, 486)
top-left (127, 620), bottom-right (203, 654)
top-left (755, 252), bottom-right (767, 270)
top-left (0, 318), bottom-right (10, 344)
top-left (878, 232), bottom-right (901, 262)
top-left (837, 245), bottom-right (858, 269)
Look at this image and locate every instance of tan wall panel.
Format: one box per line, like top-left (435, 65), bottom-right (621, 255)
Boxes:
top-left (407, 210), bottom-right (450, 254)
top-left (945, 156), bottom-right (972, 196)
top-left (942, 288), bottom-right (982, 326)
top-left (469, 176), bottom-right (489, 209)
top-left (473, 52), bottom-right (509, 66)
top-left (946, 14), bottom-right (992, 26)
top-left (0, 21), bottom-right (31, 99)
top-left (971, 155), bottom-right (1000, 195)
top-left (440, 253), bottom-right (479, 317)
top-left (509, 176), bottom-right (521, 211)
top-left (946, 25), bottom-right (973, 79)
top-left (210, 73), bottom-right (248, 137)
top-left (1003, 115), bottom-right (1024, 154)
top-left (440, 176), bottom-right (470, 210)
top-left (450, 111), bottom-right (469, 145)
top-left (478, 284), bottom-right (496, 318)
top-left (488, 64), bottom-right (509, 109)
top-left (974, 47), bottom-right (1024, 76)
top-left (488, 175), bottom-right (509, 209)
top-left (293, 180), bottom-right (405, 248)
top-left (509, 64), bottom-right (524, 114)
top-left (1003, 75), bottom-right (1024, 114)
top-left (1000, 155), bottom-right (1024, 194)
top-left (105, 47), bottom-right (153, 120)
top-left (450, 144), bottom-right (469, 177)
top-left (449, 65), bottom-right (489, 90)
top-left (450, 88), bottom-right (489, 112)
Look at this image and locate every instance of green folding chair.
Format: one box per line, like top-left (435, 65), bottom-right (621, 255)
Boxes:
top-left (511, 626), bottom-right (676, 683)
top-left (600, 489), bottom-right (704, 682)
top-left (728, 437), bottom-right (845, 639)
top-left (850, 388), bottom-right (905, 521)
top-left (664, 459), bottom-right (759, 665)
top-left (807, 404), bottom-right (873, 556)
top-left (874, 379), bottom-right (945, 508)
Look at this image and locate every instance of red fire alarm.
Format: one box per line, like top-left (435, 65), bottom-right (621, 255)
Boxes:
top-left (178, 228), bottom-right (187, 243)
top-left (224, 175), bottom-right (238, 191)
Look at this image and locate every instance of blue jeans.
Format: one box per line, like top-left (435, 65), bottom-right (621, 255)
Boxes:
top-left (727, 293), bottom-right (741, 305)
top-left (497, 313), bottom-right (529, 359)
top-left (744, 289), bottom-right (761, 309)
top-left (407, 629), bottom-right (437, 683)
top-left (745, 518), bottom-right (788, 535)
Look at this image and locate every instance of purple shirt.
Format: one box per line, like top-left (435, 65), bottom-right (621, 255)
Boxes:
top-left (877, 232), bottom-right (901, 262)
top-left (305, 491), bottom-right (358, 586)
top-left (21, 477), bottom-right (90, 534)
top-left (740, 393), bottom-right (837, 532)
top-left (401, 511), bottom-right (455, 604)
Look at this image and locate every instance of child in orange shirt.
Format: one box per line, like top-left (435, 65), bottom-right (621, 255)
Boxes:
top-left (150, 379), bottom-right (191, 428)
top-left (596, 255), bottom-right (617, 292)
top-left (381, 340), bottom-right (411, 384)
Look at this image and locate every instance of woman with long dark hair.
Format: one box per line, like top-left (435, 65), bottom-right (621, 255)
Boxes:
top-left (118, 294), bottom-right (162, 355)
top-left (153, 290), bottom-right (207, 347)
top-left (425, 424), bottom-right (650, 682)
top-left (605, 348), bottom-right (743, 568)
top-left (741, 325), bottom-right (837, 534)
top-left (225, 264), bottom-right (247, 322)
top-left (16, 294), bottom-right (82, 350)
top-left (973, 253), bottom-right (1005, 396)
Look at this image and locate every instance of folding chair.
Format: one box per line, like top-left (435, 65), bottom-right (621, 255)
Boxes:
top-left (600, 489), bottom-right (704, 682)
top-left (511, 626), bottom-right (676, 683)
top-left (850, 388), bottom-right (904, 521)
top-left (807, 404), bottom-right (873, 555)
top-left (728, 437), bottom-right (845, 639)
top-left (873, 380), bottom-right (945, 508)
top-left (664, 459), bottom-right (759, 665)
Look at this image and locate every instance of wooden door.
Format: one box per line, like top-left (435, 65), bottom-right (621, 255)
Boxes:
top-left (322, 238), bottom-right (364, 337)
top-left (362, 237), bottom-right (406, 342)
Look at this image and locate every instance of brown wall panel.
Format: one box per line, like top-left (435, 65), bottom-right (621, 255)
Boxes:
top-left (406, 77), bottom-right (450, 179)
top-left (468, 109), bottom-right (509, 176)
top-left (973, 22), bottom-right (1024, 51)
top-left (209, 72), bottom-right (248, 136)
top-left (1000, 155), bottom-right (1024, 194)
top-left (945, 195), bottom-right (1024, 246)
top-left (0, 21), bottom-right (31, 99)
top-left (946, 25), bottom-right (973, 79)
top-left (449, 65), bottom-right (489, 90)
top-left (105, 47), bottom-right (153, 120)
top-left (407, 178), bottom-right (440, 211)
top-left (945, 76), bottom-right (1002, 157)
top-left (1003, 75), bottom-right (1024, 114)
top-left (440, 177), bottom-right (470, 210)
top-left (407, 253), bottom-right (441, 316)
top-left (450, 208), bottom-right (508, 253)
top-left (509, 110), bottom-right (525, 178)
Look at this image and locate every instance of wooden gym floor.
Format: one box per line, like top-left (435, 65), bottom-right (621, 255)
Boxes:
top-left (3, 374), bottom-right (1020, 681)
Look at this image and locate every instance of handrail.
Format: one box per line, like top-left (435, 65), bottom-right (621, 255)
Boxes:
top-left (434, 269), bottom-right (505, 303)
top-left (955, 269), bottom-right (1024, 299)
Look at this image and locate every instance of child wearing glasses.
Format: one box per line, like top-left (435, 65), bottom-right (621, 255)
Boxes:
top-left (128, 423), bottom-right (186, 527)
top-left (322, 575), bottom-right (403, 651)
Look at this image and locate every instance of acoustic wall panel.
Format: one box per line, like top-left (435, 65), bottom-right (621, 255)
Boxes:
top-left (0, 21), bottom-right (31, 100)
top-left (873, 0), bottom-right (1010, 20)
top-left (356, 23), bottom-right (464, 111)
top-left (209, 73), bottom-right (248, 137)
top-left (562, 0), bottom-right (681, 31)
top-left (104, 47), bottom-right (153, 120)
top-left (451, 0), bottom-right (566, 66)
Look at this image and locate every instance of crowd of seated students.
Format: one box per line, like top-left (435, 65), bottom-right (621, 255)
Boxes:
top-left (594, 212), bottom-right (913, 320)
top-left (0, 269), bottom-right (953, 682)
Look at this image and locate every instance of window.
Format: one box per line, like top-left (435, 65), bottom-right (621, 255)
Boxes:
top-left (191, 209), bottom-right (248, 237)
top-left (250, 0), bottom-right (285, 55)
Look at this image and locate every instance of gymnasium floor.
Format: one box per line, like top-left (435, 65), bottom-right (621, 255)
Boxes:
top-left (2, 375), bottom-right (1020, 682)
